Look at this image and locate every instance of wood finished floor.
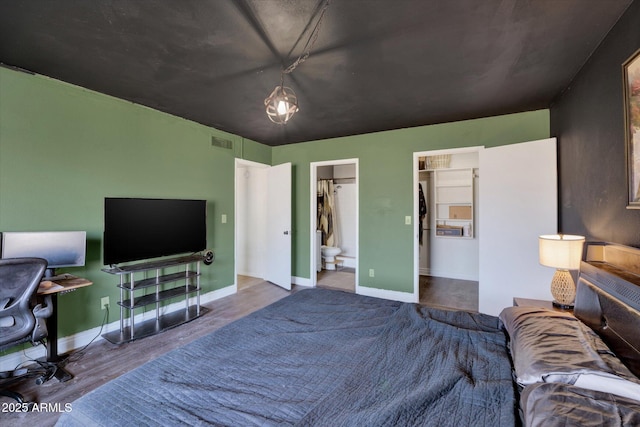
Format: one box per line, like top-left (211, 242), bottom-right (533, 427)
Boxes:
top-left (316, 267), bottom-right (356, 292)
top-left (4, 278), bottom-right (297, 426)
top-left (420, 275), bottom-right (478, 312)
top-left (3, 274), bottom-right (477, 426)
top-left (316, 269), bottom-right (478, 312)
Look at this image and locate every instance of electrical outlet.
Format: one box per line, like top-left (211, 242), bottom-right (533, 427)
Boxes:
top-left (369, 269), bottom-right (375, 277)
top-left (101, 296), bottom-right (110, 310)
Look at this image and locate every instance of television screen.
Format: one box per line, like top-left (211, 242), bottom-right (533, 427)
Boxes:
top-left (104, 198), bottom-right (207, 265)
top-left (0, 231), bottom-right (87, 277)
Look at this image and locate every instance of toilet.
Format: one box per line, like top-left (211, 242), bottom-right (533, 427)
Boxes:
top-left (321, 245), bottom-right (342, 270)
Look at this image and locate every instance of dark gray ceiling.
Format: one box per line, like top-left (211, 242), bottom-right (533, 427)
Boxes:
top-left (0, 1), bottom-right (634, 146)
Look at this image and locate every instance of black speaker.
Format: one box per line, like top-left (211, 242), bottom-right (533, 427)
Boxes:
top-left (203, 250), bottom-right (215, 265)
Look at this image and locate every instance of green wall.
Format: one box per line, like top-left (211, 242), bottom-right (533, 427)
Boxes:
top-left (0, 64), bottom-right (549, 354)
top-left (273, 110), bottom-right (550, 292)
top-left (0, 67), bottom-right (268, 343)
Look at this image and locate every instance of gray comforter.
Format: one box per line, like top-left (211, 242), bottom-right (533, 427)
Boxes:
top-left (56, 288), bottom-right (515, 426)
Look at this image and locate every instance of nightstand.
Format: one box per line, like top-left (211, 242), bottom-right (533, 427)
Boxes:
top-left (512, 297), bottom-right (573, 313)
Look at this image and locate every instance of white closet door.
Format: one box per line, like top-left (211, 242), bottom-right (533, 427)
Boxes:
top-left (478, 138), bottom-right (557, 315)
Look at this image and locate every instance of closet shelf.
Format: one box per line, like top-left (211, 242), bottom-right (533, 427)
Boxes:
top-left (434, 168), bottom-right (474, 238)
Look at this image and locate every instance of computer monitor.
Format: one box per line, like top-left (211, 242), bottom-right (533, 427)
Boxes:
top-left (0, 231), bottom-right (87, 278)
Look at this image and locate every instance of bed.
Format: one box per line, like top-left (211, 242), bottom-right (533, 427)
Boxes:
top-left (56, 242), bottom-right (640, 426)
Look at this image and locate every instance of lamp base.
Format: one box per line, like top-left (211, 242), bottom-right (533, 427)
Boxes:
top-left (550, 269), bottom-right (576, 307)
top-left (552, 300), bottom-right (574, 310)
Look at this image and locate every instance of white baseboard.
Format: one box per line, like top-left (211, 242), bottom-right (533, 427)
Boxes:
top-left (356, 285), bottom-right (418, 303)
top-left (236, 276), bottom-right (311, 288)
top-left (292, 276), bottom-right (312, 287)
top-left (335, 256), bottom-right (356, 269)
top-left (237, 269), bottom-right (264, 279)
top-left (0, 285), bottom-right (237, 372)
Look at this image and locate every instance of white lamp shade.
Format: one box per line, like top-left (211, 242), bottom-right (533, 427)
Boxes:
top-left (539, 234), bottom-right (585, 270)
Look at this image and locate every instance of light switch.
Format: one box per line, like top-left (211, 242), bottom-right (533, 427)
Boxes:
top-left (405, 216), bottom-right (411, 225)
top-left (221, 214), bottom-right (227, 224)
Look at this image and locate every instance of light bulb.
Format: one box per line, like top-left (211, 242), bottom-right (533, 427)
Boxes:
top-left (277, 100), bottom-right (288, 115)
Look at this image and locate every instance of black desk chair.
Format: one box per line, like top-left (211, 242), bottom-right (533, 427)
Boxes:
top-left (0, 257), bottom-right (54, 403)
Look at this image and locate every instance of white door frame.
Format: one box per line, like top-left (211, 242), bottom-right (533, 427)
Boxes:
top-left (412, 146), bottom-right (481, 301)
top-left (234, 158), bottom-right (270, 290)
top-left (310, 158), bottom-right (359, 289)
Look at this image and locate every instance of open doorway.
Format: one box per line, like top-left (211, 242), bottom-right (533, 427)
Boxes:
top-left (235, 159), bottom-right (268, 291)
top-left (235, 159), bottom-right (292, 291)
top-left (413, 147), bottom-right (480, 310)
top-left (310, 158), bottom-right (359, 292)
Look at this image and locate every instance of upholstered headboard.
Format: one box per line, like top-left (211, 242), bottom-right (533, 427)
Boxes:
top-left (574, 242), bottom-right (640, 377)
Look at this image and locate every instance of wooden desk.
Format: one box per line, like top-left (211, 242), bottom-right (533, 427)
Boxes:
top-left (38, 274), bottom-right (91, 294)
top-left (37, 274), bottom-right (92, 382)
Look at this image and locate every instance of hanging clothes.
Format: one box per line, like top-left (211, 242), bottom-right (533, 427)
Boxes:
top-left (318, 179), bottom-right (338, 247)
top-left (419, 183), bottom-right (427, 245)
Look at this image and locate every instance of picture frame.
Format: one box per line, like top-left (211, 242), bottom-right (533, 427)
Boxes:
top-left (625, 48), bottom-right (640, 208)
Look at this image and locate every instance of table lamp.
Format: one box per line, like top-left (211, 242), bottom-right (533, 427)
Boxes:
top-left (538, 234), bottom-right (585, 308)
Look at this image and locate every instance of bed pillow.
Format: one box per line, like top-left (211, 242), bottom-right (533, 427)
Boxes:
top-left (521, 382), bottom-right (640, 427)
top-left (499, 306), bottom-right (640, 402)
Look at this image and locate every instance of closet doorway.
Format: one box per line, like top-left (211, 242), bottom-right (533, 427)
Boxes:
top-left (413, 139), bottom-right (558, 315)
top-left (310, 158), bottom-right (359, 292)
top-left (235, 158), bottom-right (292, 291)
top-left (413, 147), bottom-right (480, 310)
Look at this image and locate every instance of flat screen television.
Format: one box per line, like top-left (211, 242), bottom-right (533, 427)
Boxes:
top-left (0, 231), bottom-right (87, 278)
top-left (103, 197), bottom-right (207, 266)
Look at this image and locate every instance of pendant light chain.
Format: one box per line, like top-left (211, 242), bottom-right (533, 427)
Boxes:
top-left (264, 0), bottom-right (332, 124)
top-left (282, 0), bottom-right (332, 75)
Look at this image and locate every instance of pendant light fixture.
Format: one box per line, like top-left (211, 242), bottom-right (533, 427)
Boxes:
top-left (264, 0), bottom-right (331, 124)
top-left (264, 73), bottom-right (299, 124)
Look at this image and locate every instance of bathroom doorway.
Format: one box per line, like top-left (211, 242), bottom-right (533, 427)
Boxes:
top-left (310, 158), bottom-right (359, 292)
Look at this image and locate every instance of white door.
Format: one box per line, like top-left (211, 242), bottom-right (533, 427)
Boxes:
top-left (265, 162), bottom-right (292, 290)
top-left (478, 138), bottom-right (557, 315)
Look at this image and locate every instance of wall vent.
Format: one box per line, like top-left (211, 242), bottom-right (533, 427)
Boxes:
top-left (211, 136), bottom-right (233, 150)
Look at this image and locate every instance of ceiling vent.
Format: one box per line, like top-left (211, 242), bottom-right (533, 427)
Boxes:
top-left (211, 136), bottom-right (233, 150)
